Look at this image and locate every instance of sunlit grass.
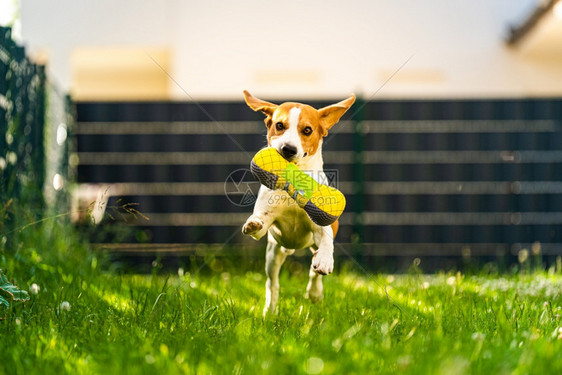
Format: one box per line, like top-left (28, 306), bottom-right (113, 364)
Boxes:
top-left (1, 220), bottom-right (562, 374)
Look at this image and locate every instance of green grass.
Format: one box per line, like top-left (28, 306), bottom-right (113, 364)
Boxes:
top-left (1, 220), bottom-right (562, 374)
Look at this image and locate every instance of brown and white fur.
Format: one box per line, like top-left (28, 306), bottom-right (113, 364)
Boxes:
top-left (241, 90), bottom-right (355, 315)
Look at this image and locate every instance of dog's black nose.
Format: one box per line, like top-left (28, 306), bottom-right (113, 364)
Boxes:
top-left (280, 144), bottom-right (298, 159)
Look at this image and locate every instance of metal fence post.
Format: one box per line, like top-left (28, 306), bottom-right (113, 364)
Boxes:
top-left (352, 95), bottom-right (365, 254)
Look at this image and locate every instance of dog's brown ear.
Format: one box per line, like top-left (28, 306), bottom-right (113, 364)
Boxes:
top-left (243, 90), bottom-right (278, 117)
top-left (243, 91), bottom-right (278, 128)
top-left (318, 94), bottom-right (356, 134)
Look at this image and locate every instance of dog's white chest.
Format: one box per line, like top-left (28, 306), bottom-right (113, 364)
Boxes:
top-left (259, 187), bottom-right (316, 249)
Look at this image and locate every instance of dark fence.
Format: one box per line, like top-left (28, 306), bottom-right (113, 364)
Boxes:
top-left (75, 98), bottom-right (562, 262)
top-left (0, 26), bottom-right (73, 223)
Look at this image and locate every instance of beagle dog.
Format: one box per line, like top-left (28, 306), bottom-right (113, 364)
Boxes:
top-left (241, 91), bottom-right (355, 315)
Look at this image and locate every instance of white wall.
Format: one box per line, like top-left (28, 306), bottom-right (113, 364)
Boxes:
top-left (20, 0), bottom-right (180, 92)
top-left (20, 0), bottom-right (562, 100)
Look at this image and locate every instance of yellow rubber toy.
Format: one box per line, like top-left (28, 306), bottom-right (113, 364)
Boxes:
top-left (250, 147), bottom-right (345, 226)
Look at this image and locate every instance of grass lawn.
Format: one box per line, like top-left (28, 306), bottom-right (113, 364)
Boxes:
top-left (1, 222), bottom-right (562, 374)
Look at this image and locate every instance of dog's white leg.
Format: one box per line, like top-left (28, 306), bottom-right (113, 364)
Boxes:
top-left (242, 214), bottom-right (271, 240)
top-left (263, 236), bottom-right (288, 316)
top-left (242, 187), bottom-right (276, 240)
top-left (305, 262), bottom-right (324, 303)
top-left (311, 225), bottom-right (335, 275)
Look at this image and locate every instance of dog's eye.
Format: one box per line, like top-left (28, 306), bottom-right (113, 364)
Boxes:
top-left (302, 126), bottom-right (312, 136)
top-left (275, 122), bottom-right (284, 131)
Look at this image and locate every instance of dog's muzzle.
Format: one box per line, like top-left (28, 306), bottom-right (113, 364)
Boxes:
top-left (280, 144), bottom-right (298, 160)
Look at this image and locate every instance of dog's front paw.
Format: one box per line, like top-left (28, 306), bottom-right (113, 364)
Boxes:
top-left (242, 218), bottom-right (263, 236)
top-left (312, 251), bottom-right (334, 275)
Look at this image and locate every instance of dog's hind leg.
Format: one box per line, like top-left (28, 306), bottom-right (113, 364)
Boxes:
top-left (263, 235), bottom-right (288, 316)
top-left (305, 261), bottom-right (324, 303)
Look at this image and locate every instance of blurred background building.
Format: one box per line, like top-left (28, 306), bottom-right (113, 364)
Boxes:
top-left (3, 0), bottom-right (562, 269)
top-left (15, 0), bottom-right (562, 100)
